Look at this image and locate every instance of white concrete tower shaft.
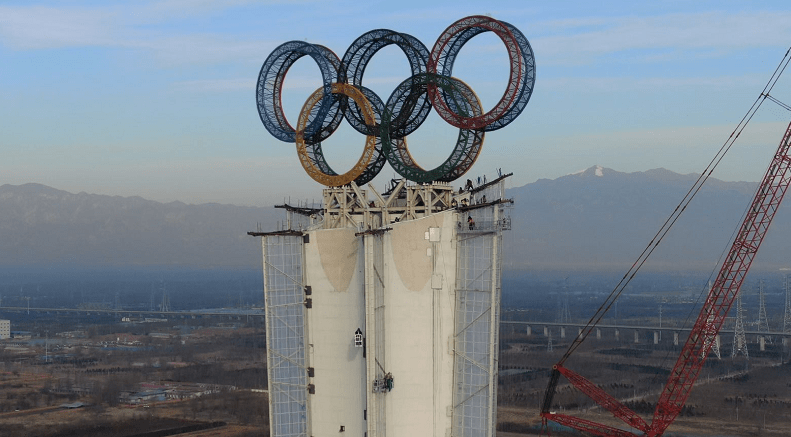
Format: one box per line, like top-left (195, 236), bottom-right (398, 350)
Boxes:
top-left (255, 176), bottom-right (512, 437)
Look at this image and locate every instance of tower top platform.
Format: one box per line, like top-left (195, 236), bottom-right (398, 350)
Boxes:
top-left (252, 173), bottom-right (513, 234)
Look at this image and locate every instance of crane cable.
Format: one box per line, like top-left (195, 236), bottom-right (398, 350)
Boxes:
top-left (648, 66), bottom-right (791, 387)
top-left (556, 46), bottom-right (791, 366)
top-left (765, 93), bottom-right (791, 112)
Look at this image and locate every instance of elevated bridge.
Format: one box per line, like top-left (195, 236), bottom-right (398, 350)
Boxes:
top-left (0, 306), bottom-right (264, 321)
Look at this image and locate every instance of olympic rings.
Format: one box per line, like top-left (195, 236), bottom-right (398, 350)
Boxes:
top-left (256, 15), bottom-right (535, 187)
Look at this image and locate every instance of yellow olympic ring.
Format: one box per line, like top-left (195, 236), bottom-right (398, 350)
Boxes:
top-left (296, 84), bottom-right (378, 187)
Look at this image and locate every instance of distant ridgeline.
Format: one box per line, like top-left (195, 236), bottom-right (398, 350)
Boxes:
top-left (2, 167), bottom-right (790, 272)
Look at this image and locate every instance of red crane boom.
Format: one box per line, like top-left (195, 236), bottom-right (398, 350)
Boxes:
top-left (542, 119), bottom-right (791, 436)
top-left (650, 119), bottom-right (791, 434)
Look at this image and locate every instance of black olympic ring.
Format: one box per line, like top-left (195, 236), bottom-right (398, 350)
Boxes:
top-left (381, 73), bottom-right (484, 184)
top-left (255, 15), bottom-right (535, 187)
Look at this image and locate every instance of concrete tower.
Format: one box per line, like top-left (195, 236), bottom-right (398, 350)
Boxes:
top-left (251, 176), bottom-right (512, 437)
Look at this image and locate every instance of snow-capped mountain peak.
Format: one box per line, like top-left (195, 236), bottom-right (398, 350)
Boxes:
top-left (569, 165), bottom-right (605, 177)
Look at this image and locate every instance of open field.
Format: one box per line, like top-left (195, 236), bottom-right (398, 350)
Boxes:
top-left (496, 329), bottom-right (791, 437)
top-left (1, 315), bottom-right (789, 436)
top-left (0, 318), bottom-right (269, 436)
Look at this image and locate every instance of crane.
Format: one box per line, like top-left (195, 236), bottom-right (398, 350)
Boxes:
top-left (539, 46), bottom-right (791, 436)
top-left (540, 119), bottom-right (791, 436)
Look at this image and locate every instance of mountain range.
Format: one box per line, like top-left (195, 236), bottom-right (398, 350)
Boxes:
top-left (2, 166), bottom-right (790, 273)
top-left (504, 166), bottom-right (791, 272)
top-left (0, 183), bottom-right (280, 269)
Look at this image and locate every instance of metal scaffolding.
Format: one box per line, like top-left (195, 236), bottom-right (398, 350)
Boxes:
top-left (452, 200), bottom-right (504, 437)
top-left (262, 234), bottom-right (310, 437)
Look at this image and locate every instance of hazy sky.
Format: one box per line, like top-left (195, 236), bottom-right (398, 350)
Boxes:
top-left (2, 1), bottom-right (791, 206)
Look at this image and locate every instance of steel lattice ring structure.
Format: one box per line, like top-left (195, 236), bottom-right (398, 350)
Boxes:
top-left (256, 41), bottom-right (345, 143)
top-left (431, 19), bottom-right (535, 132)
top-left (342, 30), bottom-right (432, 139)
top-left (428, 15), bottom-right (533, 131)
top-left (256, 15), bottom-right (535, 186)
top-left (296, 83), bottom-right (380, 187)
top-left (382, 73), bottom-right (484, 183)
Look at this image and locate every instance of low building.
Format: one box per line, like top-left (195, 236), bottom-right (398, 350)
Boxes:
top-left (122, 388), bottom-right (167, 405)
top-left (0, 320), bottom-right (9, 339)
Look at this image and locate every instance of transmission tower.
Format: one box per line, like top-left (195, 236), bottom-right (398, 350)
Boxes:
top-left (160, 282), bottom-right (170, 312)
top-left (613, 301), bottom-right (618, 325)
top-left (784, 275), bottom-right (791, 335)
top-left (557, 293), bottom-right (571, 324)
top-left (732, 292), bottom-right (749, 359)
top-left (711, 335), bottom-right (722, 359)
top-left (658, 303), bottom-right (663, 341)
top-left (757, 280), bottom-right (771, 343)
